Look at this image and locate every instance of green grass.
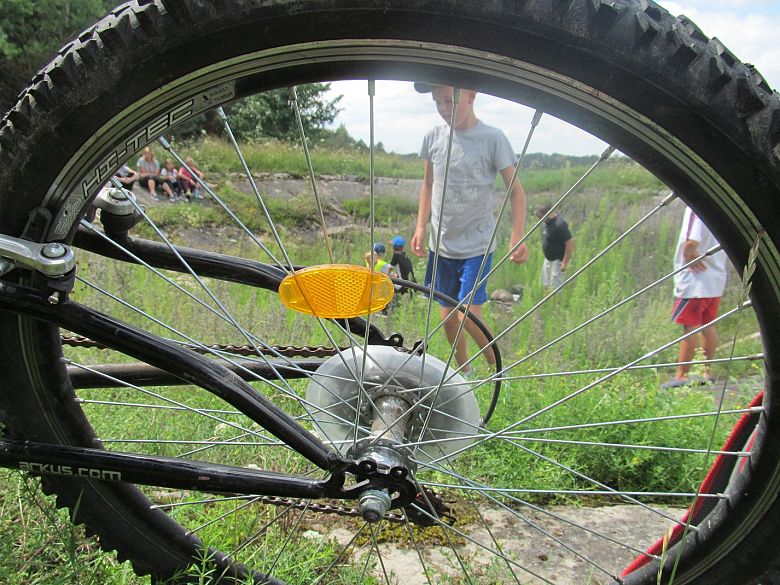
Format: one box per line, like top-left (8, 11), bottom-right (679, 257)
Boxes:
top-left (172, 136), bottom-right (422, 179)
top-left (0, 473), bottom-right (142, 584)
top-left (341, 195), bottom-right (419, 223)
top-left (171, 136), bottom-right (663, 187)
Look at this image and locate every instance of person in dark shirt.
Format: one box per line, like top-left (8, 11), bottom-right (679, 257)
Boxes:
top-left (535, 205), bottom-right (574, 292)
top-left (389, 236), bottom-right (416, 291)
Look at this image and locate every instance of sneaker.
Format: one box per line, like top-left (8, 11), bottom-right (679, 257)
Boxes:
top-left (151, 194), bottom-right (159, 202)
top-left (661, 377), bottom-right (690, 389)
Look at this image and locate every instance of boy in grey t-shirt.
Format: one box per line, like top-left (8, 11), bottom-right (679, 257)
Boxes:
top-left (411, 84), bottom-right (529, 374)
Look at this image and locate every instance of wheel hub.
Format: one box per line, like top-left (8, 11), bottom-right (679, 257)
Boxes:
top-left (306, 345), bottom-right (480, 463)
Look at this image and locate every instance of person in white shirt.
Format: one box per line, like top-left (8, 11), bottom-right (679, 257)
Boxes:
top-left (662, 206), bottom-right (728, 388)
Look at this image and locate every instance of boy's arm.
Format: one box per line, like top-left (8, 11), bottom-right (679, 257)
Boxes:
top-left (683, 214), bottom-right (707, 273)
top-left (500, 165), bottom-right (529, 264)
top-left (412, 159), bottom-right (434, 257)
top-left (561, 237), bottom-right (575, 271)
top-left (682, 238), bottom-right (707, 272)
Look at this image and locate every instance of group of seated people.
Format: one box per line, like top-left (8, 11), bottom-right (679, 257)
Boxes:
top-left (114, 147), bottom-right (205, 202)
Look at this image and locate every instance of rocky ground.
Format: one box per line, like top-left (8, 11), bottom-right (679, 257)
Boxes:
top-left (306, 504), bottom-right (686, 584)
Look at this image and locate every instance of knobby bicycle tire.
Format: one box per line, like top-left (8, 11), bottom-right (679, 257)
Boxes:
top-left (0, 1), bottom-right (779, 584)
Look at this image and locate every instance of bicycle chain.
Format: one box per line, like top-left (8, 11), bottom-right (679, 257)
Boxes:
top-left (254, 488), bottom-right (453, 526)
top-left (61, 334), bottom-right (453, 525)
top-left (60, 333), bottom-right (339, 358)
top-left (256, 495), bottom-right (407, 523)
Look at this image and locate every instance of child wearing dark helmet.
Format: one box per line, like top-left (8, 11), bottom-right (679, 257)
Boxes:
top-left (364, 242), bottom-right (398, 278)
top-left (389, 235), bottom-right (416, 294)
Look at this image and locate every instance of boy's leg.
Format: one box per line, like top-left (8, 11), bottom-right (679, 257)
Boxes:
top-left (440, 306), bottom-right (469, 367)
top-left (701, 325), bottom-right (718, 378)
top-left (669, 297), bottom-right (709, 382)
top-left (438, 305), bottom-right (495, 369)
top-left (159, 179), bottom-right (174, 200)
top-left (674, 327), bottom-right (700, 381)
top-left (461, 304), bottom-right (496, 366)
top-left (458, 254), bottom-right (496, 367)
top-left (700, 297), bottom-right (721, 378)
top-left (425, 253), bottom-right (469, 367)
top-left (550, 259), bottom-right (566, 289)
top-left (540, 259), bottom-right (551, 289)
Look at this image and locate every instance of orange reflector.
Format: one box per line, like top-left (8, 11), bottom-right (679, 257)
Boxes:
top-left (278, 264), bottom-right (395, 318)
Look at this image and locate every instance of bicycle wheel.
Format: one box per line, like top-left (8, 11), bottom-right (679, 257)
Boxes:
top-left (0, 1), bottom-right (778, 584)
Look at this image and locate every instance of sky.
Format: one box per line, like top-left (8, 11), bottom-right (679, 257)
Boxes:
top-left (323, 2), bottom-right (780, 156)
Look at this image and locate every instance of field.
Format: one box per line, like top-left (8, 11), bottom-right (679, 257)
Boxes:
top-left (0, 138), bottom-right (764, 584)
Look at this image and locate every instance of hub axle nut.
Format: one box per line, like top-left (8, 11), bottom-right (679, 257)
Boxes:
top-left (358, 489), bottom-right (392, 523)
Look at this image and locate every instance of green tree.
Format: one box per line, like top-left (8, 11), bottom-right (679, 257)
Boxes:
top-left (223, 84), bottom-right (342, 142)
top-left (0, 0), bottom-right (116, 113)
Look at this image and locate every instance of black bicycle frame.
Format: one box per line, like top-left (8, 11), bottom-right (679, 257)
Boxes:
top-left (0, 277), bottom-right (358, 498)
top-left (0, 439), bottom-right (339, 498)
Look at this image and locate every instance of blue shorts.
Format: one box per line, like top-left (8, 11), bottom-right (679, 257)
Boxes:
top-left (424, 252), bottom-right (493, 306)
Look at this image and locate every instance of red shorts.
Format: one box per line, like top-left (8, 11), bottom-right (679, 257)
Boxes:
top-left (672, 297), bottom-right (721, 327)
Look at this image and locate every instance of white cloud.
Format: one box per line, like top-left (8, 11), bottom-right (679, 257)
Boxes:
top-left (326, 5), bottom-right (777, 156)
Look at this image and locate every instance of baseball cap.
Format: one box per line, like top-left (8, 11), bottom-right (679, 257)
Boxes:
top-left (391, 236), bottom-right (405, 248)
top-left (373, 242), bottom-right (386, 254)
top-left (415, 82), bottom-right (475, 94)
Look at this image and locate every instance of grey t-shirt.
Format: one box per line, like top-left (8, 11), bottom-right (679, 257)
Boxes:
top-left (137, 157), bottom-right (160, 176)
top-left (420, 121), bottom-right (517, 259)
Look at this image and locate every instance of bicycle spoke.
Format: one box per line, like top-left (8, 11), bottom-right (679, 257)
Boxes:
top-left (291, 86), bottom-right (334, 264)
top-left (427, 302), bottom-right (749, 466)
top-left (74, 275), bottom-right (363, 432)
top-left (66, 359), bottom-right (281, 448)
top-left (214, 107), bottom-right (294, 271)
top-left (432, 464), bottom-right (622, 581)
